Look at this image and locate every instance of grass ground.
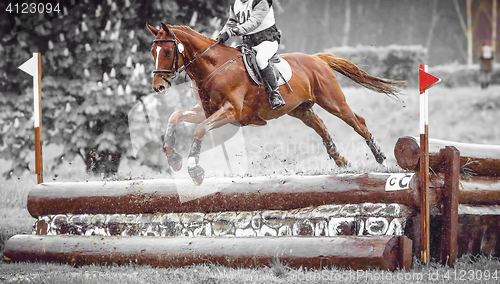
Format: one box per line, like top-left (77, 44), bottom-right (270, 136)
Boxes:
top-left (1, 85), bottom-right (500, 283)
top-left (0, 179), bottom-right (35, 259)
top-left (1, 254), bottom-right (500, 283)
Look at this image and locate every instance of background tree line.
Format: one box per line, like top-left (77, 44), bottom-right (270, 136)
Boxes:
top-left (0, 0), bottom-right (230, 178)
top-left (276, 0), bottom-right (498, 65)
top-left (0, 0), bottom-right (496, 178)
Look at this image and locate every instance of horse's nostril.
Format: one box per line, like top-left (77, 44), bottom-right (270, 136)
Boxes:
top-left (158, 86), bottom-right (165, 93)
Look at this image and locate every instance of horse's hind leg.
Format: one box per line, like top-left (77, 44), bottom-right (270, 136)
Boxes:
top-left (315, 93), bottom-right (386, 164)
top-left (288, 104), bottom-right (348, 167)
top-left (364, 130), bottom-right (386, 164)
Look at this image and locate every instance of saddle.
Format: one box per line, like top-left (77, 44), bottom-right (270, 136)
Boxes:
top-left (238, 45), bottom-right (292, 88)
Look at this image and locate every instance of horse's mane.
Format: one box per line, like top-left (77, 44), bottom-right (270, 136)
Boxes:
top-left (168, 25), bottom-right (216, 44)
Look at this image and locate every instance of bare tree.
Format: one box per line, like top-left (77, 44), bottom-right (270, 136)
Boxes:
top-left (342, 0), bottom-right (351, 46)
top-left (467, 0), bottom-right (473, 64)
top-left (425, 0), bottom-right (441, 53)
top-left (453, 0), bottom-right (472, 64)
top-left (494, 0), bottom-right (498, 56)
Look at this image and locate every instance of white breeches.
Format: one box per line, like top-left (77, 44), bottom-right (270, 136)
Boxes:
top-left (252, 40), bottom-right (279, 70)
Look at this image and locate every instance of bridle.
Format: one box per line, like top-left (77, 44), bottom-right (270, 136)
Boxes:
top-left (152, 27), bottom-right (220, 84)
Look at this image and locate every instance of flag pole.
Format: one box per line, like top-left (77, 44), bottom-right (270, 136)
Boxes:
top-left (19, 53), bottom-right (43, 184)
top-left (419, 64), bottom-right (430, 263)
top-left (36, 53), bottom-right (43, 184)
top-left (419, 64), bottom-right (441, 263)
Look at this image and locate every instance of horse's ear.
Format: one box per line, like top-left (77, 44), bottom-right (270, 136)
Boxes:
top-left (146, 22), bottom-right (159, 36)
top-left (161, 22), bottom-right (170, 33)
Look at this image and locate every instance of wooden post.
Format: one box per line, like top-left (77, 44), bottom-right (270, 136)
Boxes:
top-left (493, 0), bottom-right (498, 59)
top-left (419, 139), bottom-right (430, 264)
top-left (439, 146), bottom-right (459, 266)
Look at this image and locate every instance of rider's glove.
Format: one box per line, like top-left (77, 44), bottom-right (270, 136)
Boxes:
top-left (216, 30), bottom-right (231, 43)
top-left (216, 27), bottom-right (241, 43)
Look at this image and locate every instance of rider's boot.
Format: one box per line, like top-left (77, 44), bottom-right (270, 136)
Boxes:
top-left (261, 64), bottom-right (285, 110)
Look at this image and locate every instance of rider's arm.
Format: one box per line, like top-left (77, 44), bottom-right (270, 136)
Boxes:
top-left (236, 0), bottom-right (270, 35)
top-left (220, 5), bottom-right (238, 34)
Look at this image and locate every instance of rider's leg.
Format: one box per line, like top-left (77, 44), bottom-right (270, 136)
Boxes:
top-left (254, 41), bottom-right (285, 110)
top-left (254, 41), bottom-right (279, 69)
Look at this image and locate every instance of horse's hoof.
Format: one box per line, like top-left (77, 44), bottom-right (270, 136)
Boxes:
top-left (375, 155), bottom-right (386, 164)
top-left (188, 164), bottom-right (205, 186)
top-left (335, 156), bottom-right (348, 167)
top-left (167, 152), bottom-right (183, 172)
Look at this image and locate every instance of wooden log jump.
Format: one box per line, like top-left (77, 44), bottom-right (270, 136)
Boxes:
top-left (26, 173), bottom-right (500, 218)
top-left (8, 138), bottom-right (500, 270)
top-left (27, 173), bottom-right (421, 217)
top-left (399, 138), bottom-right (500, 265)
top-left (7, 173), bottom-right (420, 271)
top-left (4, 235), bottom-right (412, 271)
top-left (395, 136), bottom-right (500, 176)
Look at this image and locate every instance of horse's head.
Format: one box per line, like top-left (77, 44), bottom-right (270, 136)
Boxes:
top-left (147, 22), bottom-right (186, 94)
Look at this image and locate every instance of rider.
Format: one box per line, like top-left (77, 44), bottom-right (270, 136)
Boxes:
top-left (216, 0), bottom-right (286, 110)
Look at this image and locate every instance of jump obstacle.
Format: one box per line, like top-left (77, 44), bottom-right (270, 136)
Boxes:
top-left (8, 52), bottom-right (498, 270)
top-left (4, 137), bottom-right (500, 271)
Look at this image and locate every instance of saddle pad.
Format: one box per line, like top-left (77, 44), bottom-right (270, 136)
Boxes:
top-left (274, 58), bottom-right (292, 86)
top-left (242, 52), bottom-right (292, 87)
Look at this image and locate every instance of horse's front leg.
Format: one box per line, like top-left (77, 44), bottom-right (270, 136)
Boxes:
top-left (164, 104), bottom-right (206, 171)
top-left (187, 101), bottom-right (236, 185)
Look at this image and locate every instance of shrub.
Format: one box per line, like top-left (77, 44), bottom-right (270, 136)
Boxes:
top-left (430, 63), bottom-right (500, 88)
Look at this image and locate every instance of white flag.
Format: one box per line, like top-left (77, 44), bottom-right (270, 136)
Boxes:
top-left (19, 53), bottom-right (40, 127)
top-left (18, 54), bottom-right (37, 77)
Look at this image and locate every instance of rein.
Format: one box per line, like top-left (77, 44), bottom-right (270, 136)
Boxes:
top-left (199, 53), bottom-right (244, 90)
top-left (152, 28), bottom-right (220, 83)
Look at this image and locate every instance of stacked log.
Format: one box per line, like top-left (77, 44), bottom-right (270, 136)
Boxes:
top-left (5, 174), bottom-right (417, 271)
top-left (394, 136), bottom-right (500, 176)
top-left (27, 173), bottom-right (421, 217)
top-left (395, 136), bottom-right (500, 263)
top-left (4, 235), bottom-right (412, 271)
top-left (26, 173), bottom-right (500, 218)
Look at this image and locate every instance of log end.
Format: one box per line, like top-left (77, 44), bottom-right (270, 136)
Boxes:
top-left (394, 136), bottom-right (420, 170)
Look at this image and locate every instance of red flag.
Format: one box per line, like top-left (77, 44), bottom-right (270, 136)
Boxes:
top-left (419, 64), bottom-right (441, 94)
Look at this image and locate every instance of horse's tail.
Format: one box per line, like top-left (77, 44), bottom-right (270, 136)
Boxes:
top-left (314, 53), bottom-right (405, 101)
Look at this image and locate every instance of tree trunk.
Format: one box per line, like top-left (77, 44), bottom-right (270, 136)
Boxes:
top-left (467, 0), bottom-right (473, 64)
top-left (453, 0), bottom-right (470, 64)
top-left (493, 0), bottom-right (498, 59)
top-left (342, 0), bottom-right (351, 46)
top-left (425, 0), bottom-right (440, 52)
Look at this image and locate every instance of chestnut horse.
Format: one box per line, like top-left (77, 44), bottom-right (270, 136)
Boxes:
top-left (147, 23), bottom-right (403, 185)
